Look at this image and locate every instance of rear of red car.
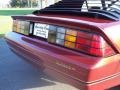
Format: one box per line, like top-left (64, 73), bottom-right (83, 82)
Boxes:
top-left (5, 0), bottom-right (120, 90)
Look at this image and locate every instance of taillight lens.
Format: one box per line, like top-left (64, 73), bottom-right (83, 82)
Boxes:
top-left (48, 27), bottom-right (115, 57)
top-left (13, 20), bottom-right (30, 35)
top-left (13, 20), bottom-right (115, 57)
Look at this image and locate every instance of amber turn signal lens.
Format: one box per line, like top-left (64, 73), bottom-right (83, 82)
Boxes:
top-left (65, 35), bottom-right (76, 42)
top-left (66, 29), bottom-right (77, 36)
top-left (65, 41), bottom-right (75, 48)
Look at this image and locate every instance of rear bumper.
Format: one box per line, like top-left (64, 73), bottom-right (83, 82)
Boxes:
top-left (5, 32), bottom-right (120, 90)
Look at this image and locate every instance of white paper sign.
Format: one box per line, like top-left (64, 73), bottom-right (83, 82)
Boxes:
top-left (33, 23), bottom-right (48, 38)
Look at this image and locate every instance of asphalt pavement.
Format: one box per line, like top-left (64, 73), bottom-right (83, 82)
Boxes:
top-left (0, 38), bottom-right (79, 90)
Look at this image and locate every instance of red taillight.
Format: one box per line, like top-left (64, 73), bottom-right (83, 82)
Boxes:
top-left (76, 37), bottom-right (91, 46)
top-left (48, 27), bottom-right (115, 57)
top-left (77, 31), bottom-right (92, 39)
top-left (76, 33), bottom-right (115, 57)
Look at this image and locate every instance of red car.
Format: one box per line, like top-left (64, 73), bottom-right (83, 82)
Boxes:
top-left (5, 0), bottom-right (120, 90)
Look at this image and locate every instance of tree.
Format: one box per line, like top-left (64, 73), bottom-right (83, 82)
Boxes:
top-left (10, 0), bottom-right (20, 7)
top-left (31, 0), bottom-right (38, 7)
top-left (10, 0), bottom-right (38, 8)
top-left (10, 0), bottom-right (27, 7)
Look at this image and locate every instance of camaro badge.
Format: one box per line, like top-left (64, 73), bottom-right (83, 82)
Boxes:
top-left (55, 61), bottom-right (76, 71)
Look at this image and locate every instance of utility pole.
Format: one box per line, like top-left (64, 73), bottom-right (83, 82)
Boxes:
top-left (37, 0), bottom-right (42, 8)
top-left (31, 0), bottom-right (32, 8)
top-left (41, 0), bottom-right (42, 9)
top-left (27, 0), bottom-right (30, 7)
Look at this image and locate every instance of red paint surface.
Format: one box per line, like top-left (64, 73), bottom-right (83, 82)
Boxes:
top-left (5, 32), bottom-right (120, 90)
top-left (5, 14), bottom-right (120, 89)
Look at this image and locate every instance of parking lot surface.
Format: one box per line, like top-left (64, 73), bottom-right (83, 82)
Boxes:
top-left (0, 38), bottom-right (79, 90)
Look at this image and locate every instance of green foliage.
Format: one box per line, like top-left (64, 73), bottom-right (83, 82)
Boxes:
top-left (32, 0), bottom-right (38, 7)
top-left (10, 0), bottom-right (38, 8)
top-left (10, 0), bottom-right (25, 7)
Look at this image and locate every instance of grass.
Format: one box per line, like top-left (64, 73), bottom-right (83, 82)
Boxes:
top-left (0, 16), bottom-right (12, 37)
top-left (0, 8), bottom-right (37, 15)
top-left (0, 8), bottom-right (37, 37)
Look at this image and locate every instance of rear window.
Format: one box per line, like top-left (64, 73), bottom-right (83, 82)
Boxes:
top-left (34, 0), bottom-right (120, 21)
